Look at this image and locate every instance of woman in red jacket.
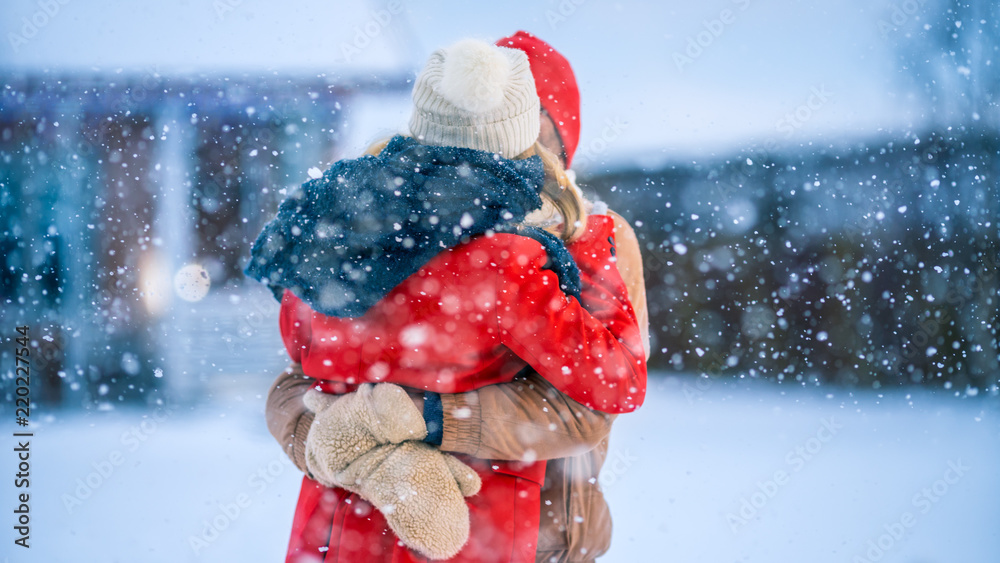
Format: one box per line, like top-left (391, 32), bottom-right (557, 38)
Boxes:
top-left (246, 39), bottom-right (645, 562)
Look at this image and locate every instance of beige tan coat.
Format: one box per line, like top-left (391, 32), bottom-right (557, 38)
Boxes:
top-left (266, 211), bottom-right (648, 562)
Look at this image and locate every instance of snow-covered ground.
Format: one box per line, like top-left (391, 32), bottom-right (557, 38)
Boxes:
top-left (5, 375), bottom-right (998, 562)
top-left (604, 377), bottom-right (1000, 562)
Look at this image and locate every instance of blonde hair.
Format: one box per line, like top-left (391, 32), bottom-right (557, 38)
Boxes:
top-left (363, 138), bottom-right (587, 242)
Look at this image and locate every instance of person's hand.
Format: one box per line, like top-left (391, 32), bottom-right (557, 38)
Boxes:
top-left (303, 384), bottom-right (427, 488)
top-left (336, 441), bottom-right (481, 560)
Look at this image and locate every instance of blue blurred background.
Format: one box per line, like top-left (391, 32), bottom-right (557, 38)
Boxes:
top-left (1, 1), bottom-right (999, 561)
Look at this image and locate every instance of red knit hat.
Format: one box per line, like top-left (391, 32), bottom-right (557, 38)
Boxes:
top-left (496, 31), bottom-right (581, 168)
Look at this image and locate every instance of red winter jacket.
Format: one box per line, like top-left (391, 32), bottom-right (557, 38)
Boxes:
top-left (280, 215), bottom-right (645, 413)
top-left (280, 215), bottom-right (646, 563)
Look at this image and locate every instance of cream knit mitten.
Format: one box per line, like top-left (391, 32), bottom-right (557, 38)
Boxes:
top-left (337, 441), bottom-right (482, 560)
top-left (302, 384), bottom-right (426, 488)
top-left (303, 384), bottom-right (482, 559)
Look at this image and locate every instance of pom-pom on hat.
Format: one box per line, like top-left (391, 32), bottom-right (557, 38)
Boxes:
top-left (496, 31), bottom-right (581, 168)
top-left (409, 39), bottom-right (540, 158)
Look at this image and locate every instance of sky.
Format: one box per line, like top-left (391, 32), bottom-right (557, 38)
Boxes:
top-left (0, 0), bottom-right (935, 164)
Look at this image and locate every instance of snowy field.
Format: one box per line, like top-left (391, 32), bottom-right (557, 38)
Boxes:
top-left (4, 374), bottom-right (998, 563)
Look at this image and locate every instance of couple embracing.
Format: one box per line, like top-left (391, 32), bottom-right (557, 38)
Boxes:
top-left (247, 31), bottom-right (650, 563)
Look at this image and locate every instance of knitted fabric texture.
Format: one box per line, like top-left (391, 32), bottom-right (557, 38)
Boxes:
top-left (409, 40), bottom-right (540, 158)
top-left (245, 135), bottom-right (580, 317)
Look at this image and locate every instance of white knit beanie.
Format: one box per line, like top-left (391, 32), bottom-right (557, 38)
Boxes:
top-left (409, 39), bottom-right (540, 158)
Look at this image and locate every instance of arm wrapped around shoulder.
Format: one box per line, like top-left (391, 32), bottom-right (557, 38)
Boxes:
top-left (496, 234), bottom-right (647, 414)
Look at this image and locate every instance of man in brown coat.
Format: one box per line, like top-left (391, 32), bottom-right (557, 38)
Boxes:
top-left (266, 31), bottom-right (649, 562)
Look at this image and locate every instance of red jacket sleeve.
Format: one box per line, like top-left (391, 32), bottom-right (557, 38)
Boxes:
top-left (495, 233), bottom-right (646, 414)
top-left (568, 216), bottom-right (643, 342)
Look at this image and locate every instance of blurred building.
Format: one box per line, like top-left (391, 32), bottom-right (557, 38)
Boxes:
top-left (1, 72), bottom-right (410, 406)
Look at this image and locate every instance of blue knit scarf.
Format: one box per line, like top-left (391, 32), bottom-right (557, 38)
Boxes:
top-left (245, 135), bottom-right (580, 317)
